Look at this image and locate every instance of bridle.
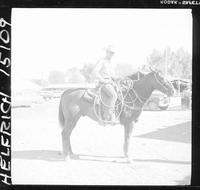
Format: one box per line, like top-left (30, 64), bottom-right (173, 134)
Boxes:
top-left (153, 72), bottom-right (171, 92)
top-left (121, 78), bottom-right (149, 110)
top-left (122, 72), bottom-right (171, 110)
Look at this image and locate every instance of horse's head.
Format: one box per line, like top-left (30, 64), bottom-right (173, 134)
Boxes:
top-left (149, 70), bottom-right (174, 97)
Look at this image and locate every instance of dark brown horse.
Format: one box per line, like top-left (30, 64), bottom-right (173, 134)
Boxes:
top-left (58, 71), bottom-right (174, 162)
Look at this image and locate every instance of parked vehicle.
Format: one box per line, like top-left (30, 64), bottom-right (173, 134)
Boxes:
top-left (40, 87), bottom-right (63, 100)
top-left (40, 85), bottom-right (69, 100)
top-left (181, 88), bottom-right (192, 109)
top-left (144, 90), bottom-right (170, 110)
top-left (12, 79), bottom-right (43, 108)
top-left (40, 83), bottom-right (96, 100)
top-left (12, 91), bottom-right (43, 108)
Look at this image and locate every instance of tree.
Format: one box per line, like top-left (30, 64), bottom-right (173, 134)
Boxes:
top-left (65, 67), bottom-right (86, 83)
top-left (114, 63), bottom-right (135, 78)
top-left (48, 70), bottom-right (65, 84)
top-left (147, 49), bottom-right (165, 74)
top-left (147, 48), bottom-right (192, 79)
top-left (81, 63), bottom-right (95, 82)
top-left (30, 78), bottom-right (48, 87)
top-left (172, 48), bottom-right (191, 79)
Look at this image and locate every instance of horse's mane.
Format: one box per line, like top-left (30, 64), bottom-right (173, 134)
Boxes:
top-left (127, 71), bottom-right (146, 81)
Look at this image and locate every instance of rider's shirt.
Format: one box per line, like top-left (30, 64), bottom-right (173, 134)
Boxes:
top-left (93, 58), bottom-right (112, 80)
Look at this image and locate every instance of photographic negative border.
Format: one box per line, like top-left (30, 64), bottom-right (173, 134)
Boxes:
top-left (0, 8), bottom-right (11, 186)
top-left (0, 0), bottom-right (199, 189)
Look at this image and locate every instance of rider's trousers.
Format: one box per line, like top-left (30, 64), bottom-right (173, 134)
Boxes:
top-left (102, 83), bottom-right (117, 111)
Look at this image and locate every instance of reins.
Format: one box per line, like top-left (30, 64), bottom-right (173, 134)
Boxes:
top-left (121, 79), bottom-right (148, 110)
top-left (153, 73), bottom-right (169, 92)
top-left (124, 73), bottom-right (171, 109)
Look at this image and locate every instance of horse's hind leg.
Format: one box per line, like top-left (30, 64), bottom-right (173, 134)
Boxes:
top-left (62, 120), bottom-right (72, 157)
top-left (62, 113), bottom-right (80, 159)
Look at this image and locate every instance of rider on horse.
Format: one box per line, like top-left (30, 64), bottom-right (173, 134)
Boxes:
top-left (93, 46), bottom-right (117, 123)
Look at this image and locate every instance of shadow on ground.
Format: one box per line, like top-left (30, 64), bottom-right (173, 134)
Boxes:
top-left (136, 121), bottom-right (191, 144)
top-left (12, 150), bottom-right (126, 163)
top-left (12, 150), bottom-right (190, 165)
top-left (12, 150), bottom-right (65, 162)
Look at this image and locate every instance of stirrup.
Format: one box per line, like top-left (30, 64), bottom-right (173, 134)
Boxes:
top-left (105, 120), bottom-right (120, 125)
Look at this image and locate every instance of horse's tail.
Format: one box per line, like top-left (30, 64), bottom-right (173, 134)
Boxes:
top-left (58, 89), bottom-right (73, 128)
top-left (58, 98), bottom-right (65, 128)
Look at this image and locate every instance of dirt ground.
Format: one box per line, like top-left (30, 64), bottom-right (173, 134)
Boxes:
top-left (11, 99), bottom-right (191, 185)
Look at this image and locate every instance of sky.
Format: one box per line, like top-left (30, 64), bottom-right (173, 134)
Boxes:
top-left (12, 8), bottom-right (192, 80)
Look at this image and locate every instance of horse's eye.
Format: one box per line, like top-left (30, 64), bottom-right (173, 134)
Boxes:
top-left (162, 77), bottom-right (166, 82)
top-left (155, 71), bottom-right (159, 76)
top-left (159, 75), bottom-right (165, 82)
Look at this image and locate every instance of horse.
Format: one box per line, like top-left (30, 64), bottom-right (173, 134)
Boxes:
top-left (58, 70), bottom-right (174, 162)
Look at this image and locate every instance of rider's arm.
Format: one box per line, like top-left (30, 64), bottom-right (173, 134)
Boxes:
top-left (93, 60), bottom-right (109, 83)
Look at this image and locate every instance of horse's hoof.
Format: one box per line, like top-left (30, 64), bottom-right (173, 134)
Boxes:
top-left (63, 155), bottom-right (71, 161)
top-left (127, 158), bottom-right (133, 164)
top-left (126, 156), bottom-right (133, 164)
top-left (70, 154), bottom-right (80, 160)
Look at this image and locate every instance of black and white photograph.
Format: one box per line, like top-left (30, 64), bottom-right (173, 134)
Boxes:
top-left (11, 8), bottom-right (192, 185)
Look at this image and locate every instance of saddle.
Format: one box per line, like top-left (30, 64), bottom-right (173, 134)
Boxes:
top-left (83, 79), bottom-right (133, 124)
top-left (84, 78), bottom-right (132, 99)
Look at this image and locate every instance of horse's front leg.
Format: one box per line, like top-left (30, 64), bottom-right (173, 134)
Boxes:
top-left (123, 122), bottom-right (134, 162)
top-left (62, 122), bottom-right (73, 159)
